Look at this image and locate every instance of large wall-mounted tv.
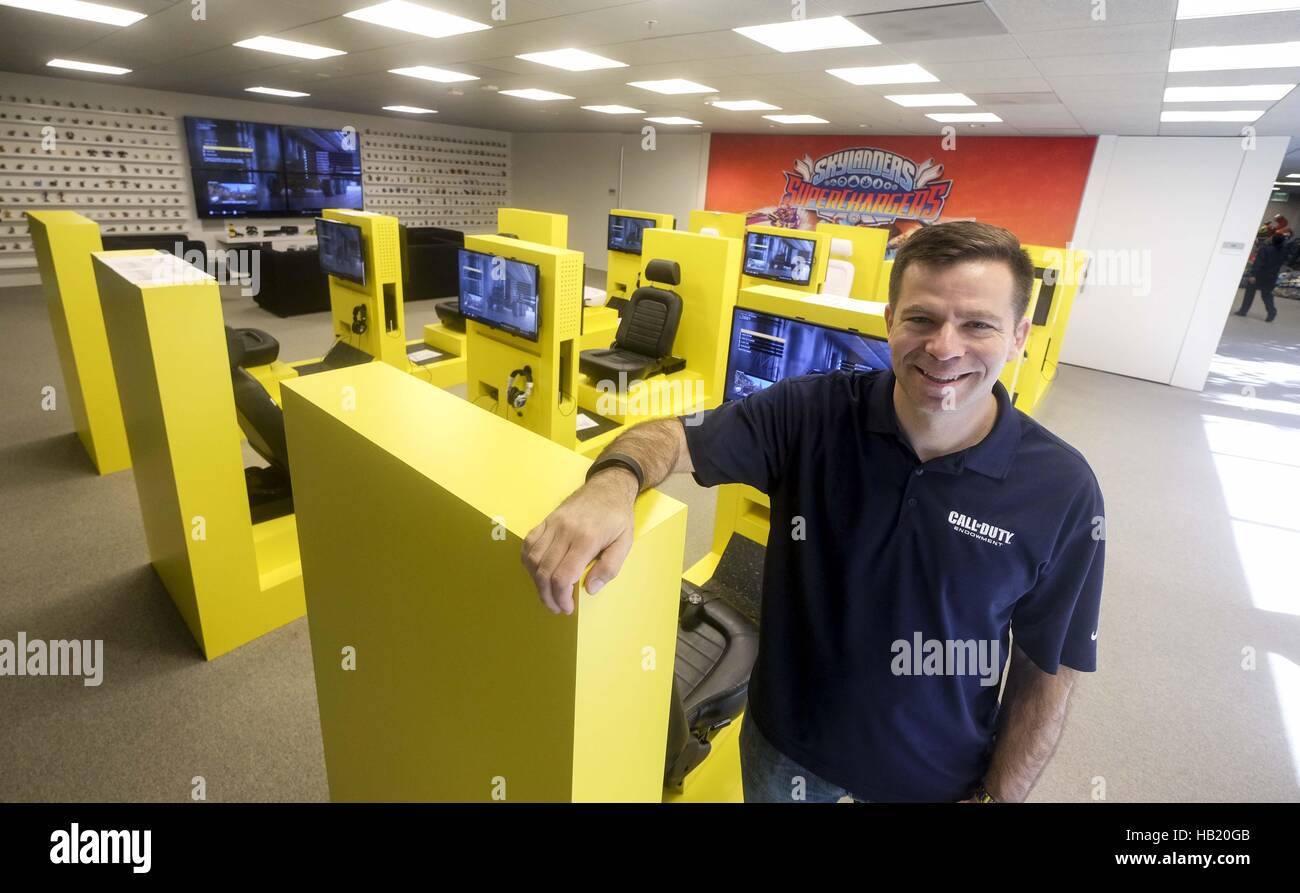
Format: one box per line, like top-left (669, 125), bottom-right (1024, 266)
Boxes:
top-left (185, 117), bottom-right (364, 218)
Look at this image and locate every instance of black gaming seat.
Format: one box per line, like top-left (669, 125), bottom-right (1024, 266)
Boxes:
top-left (433, 297), bottom-right (465, 332)
top-left (580, 259), bottom-right (685, 386)
top-left (224, 327), bottom-right (293, 523)
top-left (231, 327), bottom-right (280, 367)
top-left (664, 533), bottom-right (763, 789)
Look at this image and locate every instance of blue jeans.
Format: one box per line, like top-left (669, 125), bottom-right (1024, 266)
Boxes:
top-left (740, 717), bottom-right (864, 803)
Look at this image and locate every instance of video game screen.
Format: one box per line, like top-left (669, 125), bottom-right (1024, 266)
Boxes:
top-left (316, 218), bottom-right (366, 285)
top-left (608, 215), bottom-right (657, 254)
top-left (457, 248), bottom-right (540, 342)
top-left (285, 175), bottom-right (364, 214)
top-left (185, 117), bottom-right (282, 172)
top-left (723, 307), bottom-right (891, 401)
top-left (281, 127), bottom-right (362, 176)
top-left (743, 232), bottom-right (817, 285)
top-left (193, 171), bottom-right (285, 217)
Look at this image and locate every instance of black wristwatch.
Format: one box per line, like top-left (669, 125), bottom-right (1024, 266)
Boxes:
top-left (586, 452), bottom-right (645, 492)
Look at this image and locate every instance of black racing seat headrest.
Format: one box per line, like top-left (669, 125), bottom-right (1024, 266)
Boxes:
top-left (224, 326), bottom-right (244, 370)
top-left (644, 258), bottom-right (681, 287)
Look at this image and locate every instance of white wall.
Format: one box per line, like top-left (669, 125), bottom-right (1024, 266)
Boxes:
top-left (1064, 135), bottom-right (1288, 390)
top-left (510, 132), bottom-right (622, 265)
top-left (0, 70), bottom-right (510, 288)
top-left (510, 131), bottom-right (709, 269)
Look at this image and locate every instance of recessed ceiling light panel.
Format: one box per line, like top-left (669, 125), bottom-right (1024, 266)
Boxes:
top-left (0, 0), bottom-right (145, 27)
top-left (826, 64), bottom-right (938, 86)
top-left (517, 48), bottom-right (626, 71)
top-left (627, 79), bottom-right (717, 95)
top-left (645, 116), bottom-right (701, 125)
top-left (926, 112), bottom-right (1002, 123)
top-left (1160, 109), bottom-right (1264, 121)
top-left (582, 104), bottom-right (645, 114)
top-left (47, 58), bottom-right (130, 75)
top-left (245, 86), bottom-right (310, 97)
top-left (344, 1), bottom-right (490, 38)
top-left (234, 36), bottom-right (346, 59)
top-left (500, 88), bottom-right (573, 101)
top-left (763, 114), bottom-right (828, 124)
top-left (1164, 84), bottom-right (1295, 101)
top-left (1169, 41), bottom-right (1300, 71)
top-left (710, 99), bottom-right (781, 111)
top-left (733, 16), bottom-right (878, 53)
top-left (383, 105), bottom-right (437, 113)
top-left (885, 92), bottom-right (976, 107)
top-left (389, 65), bottom-right (479, 83)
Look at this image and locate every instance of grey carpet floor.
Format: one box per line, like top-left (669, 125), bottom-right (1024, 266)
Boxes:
top-left (1, 280), bottom-right (1296, 802)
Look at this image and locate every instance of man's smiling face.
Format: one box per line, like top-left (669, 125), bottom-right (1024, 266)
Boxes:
top-left (884, 259), bottom-right (1031, 415)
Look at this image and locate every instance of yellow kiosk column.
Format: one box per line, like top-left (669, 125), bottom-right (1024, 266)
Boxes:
top-left (27, 210), bottom-right (131, 474)
top-left (92, 250), bottom-right (304, 659)
top-left (282, 362), bottom-right (687, 801)
top-left (605, 209), bottom-right (675, 304)
top-left (464, 235), bottom-right (585, 450)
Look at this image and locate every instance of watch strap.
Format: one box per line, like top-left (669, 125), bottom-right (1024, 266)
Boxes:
top-left (586, 452), bottom-right (645, 492)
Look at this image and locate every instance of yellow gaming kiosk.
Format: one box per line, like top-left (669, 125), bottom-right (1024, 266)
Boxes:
top-left (280, 361), bottom-right (736, 801)
top-left (1015, 245), bottom-right (1088, 416)
top-left (575, 228), bottom-right (742, 457)
top-left (27, 210), bottom-right (131, 475)
top-left (740, 224), bottom-right (831, 296)
top-left (605, 209), bottom-right (676, 307)
top-left (688, 210), bottom-right (746, 242)
top-left (247, 210), bottom-right (466, 399)
top-left (462, 234), bottom-right (586, 449)
top-left (689, 284), bottom-right (890, 583)
top-left (91, 250), bottom-right (304, 660)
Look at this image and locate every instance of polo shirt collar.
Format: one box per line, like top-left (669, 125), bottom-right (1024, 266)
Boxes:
top-left (866, 370), bottom-right (1022, 479)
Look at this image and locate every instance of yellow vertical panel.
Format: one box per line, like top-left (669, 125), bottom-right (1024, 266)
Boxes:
top-left (688, 210), bottom-right (746, 242)
top-left (93, 251), bottom-right (303, 659)
top-left (639, 228), bottom-right (741, 407)
top-left (283, 363), bottom-right (685, 801)
top-left (27, 211), bottom-right (131, 474)
top-left (876, 259), bottom-right (895, 302)
top-left (498, 207), bottom-right (568, 248)
top-left (605, 209), bottom-right (675, 302)
top-left (323, 210), bottom-right (407, 369)
top-left (463, 236), bottom-right (583, 449)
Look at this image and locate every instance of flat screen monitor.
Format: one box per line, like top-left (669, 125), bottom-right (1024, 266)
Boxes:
top-left (281, 126), bottom-right (362, 176)
top-left (185, 117), bottom-right (281, 172)
top-left (608, 214), bottom-right (657, 254)
top-left (285, 175), bottom-right (364, 214)
top-left (457, 248), bottom-right (540, 342)
top-left (192, 171), bottom-right (285, 217)
top-left (743, 231), bottom-right (817, 286)
top-left (316, 218), bottom-right (366, 285)
top-left (723, 307), bottom-right (891, 402)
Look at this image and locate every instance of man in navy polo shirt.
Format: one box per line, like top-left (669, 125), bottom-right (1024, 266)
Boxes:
top-left (522, 221), bottom-right (1105, 803)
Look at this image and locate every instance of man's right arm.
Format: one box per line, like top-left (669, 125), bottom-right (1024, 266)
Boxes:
top-left (520, 418), bottom-right (693, 615)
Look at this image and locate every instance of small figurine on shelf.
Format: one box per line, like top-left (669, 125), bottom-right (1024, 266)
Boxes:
top-left (227, 222), bottom-right (238, 239)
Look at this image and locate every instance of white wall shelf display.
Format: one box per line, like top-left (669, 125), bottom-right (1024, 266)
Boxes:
top-left (0, 91), bottom-right (194, 266)
top-left (360, 127), bottom-right (509, 231)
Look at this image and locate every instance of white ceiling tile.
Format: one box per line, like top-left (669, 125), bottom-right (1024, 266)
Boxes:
top-left (1022, 21), bottom-right (1175, 59)
top-left (887, 33), bottom-right (1028, 63)
top-left (986, 0), bottom-right (1176, 33)
top-left (1173, 9), bottom-right (1300, 48)
top-left (1033, 50), bottom-right (1170, 76)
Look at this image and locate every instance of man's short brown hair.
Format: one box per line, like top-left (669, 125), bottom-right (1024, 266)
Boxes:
top-left (888, 221), bottom-right (1035, 321)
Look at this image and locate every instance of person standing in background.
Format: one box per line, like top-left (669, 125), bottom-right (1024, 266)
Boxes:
top-left (1236, 232), bottom-right (1287, 322)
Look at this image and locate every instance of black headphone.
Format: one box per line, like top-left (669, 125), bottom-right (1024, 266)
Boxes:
top-left (506, 366), bottom-right (533, 415)
top-left (351, 304), bottom-right (368, 335)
